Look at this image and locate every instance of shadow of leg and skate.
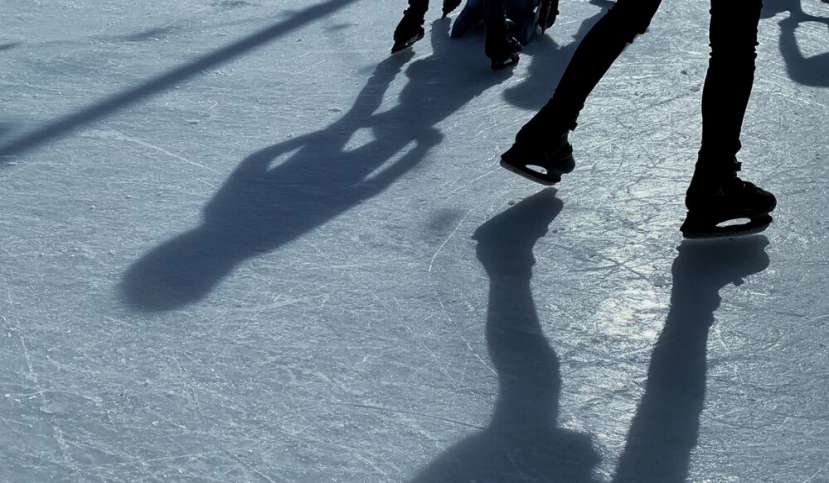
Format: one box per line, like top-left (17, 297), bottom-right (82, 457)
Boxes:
top-left (612, 236), bottom-right (770, 482)
top-left (408, 193), bottom-right (770, 481)
top-left (120, 19), bottom-right (518, 311)
top-left (410, 190), bottom-right (601, 482)
top-left (762, 0), bottom-right (829, 87)
top-left (0, 0), bottom-right (360, 162)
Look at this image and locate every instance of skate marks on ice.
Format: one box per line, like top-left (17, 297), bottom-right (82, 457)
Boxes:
top-left (409, 192), bottom-right (770, 482)
top-left (0, 0), bottom-right (360, 163)
top-left (762, 0), bottom-right (829, 87)
top-left (121, 19), bottom-right (519, 311)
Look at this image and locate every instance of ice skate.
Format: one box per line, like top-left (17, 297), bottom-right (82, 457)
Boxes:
top-left (680, 159), bottom-right (776, 239)
top-left (392, 7), bottom-right (426, 53)
top-left (500, 131), bottom-right (574, 185)
top-left (485, 30), bottom-right (521, 70)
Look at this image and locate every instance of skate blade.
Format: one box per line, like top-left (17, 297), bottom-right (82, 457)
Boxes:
top-left (681, 213), bottom-right (772, 240)
top-left (391, 32), bottom-right (424, 53)
top-left (499, 147), bottom-right (575, 186)
top-left (500, 158), bottom-right (563, 185)
top-left (490, 54), bottom-right (519, 70)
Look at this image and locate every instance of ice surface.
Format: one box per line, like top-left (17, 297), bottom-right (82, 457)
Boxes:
top-left (0, 0), bottom-right (827, 481)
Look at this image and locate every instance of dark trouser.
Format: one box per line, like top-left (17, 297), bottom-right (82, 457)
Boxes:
top-left (405, 0), bottom-right (429, 16)
top-left (482, 0), bottom-right (509, 41)
top-left (523, 0), bottom-right (763, 163)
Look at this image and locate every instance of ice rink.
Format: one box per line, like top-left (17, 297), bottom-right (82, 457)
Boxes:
top-left (1, 0), bottom-right (827, 480)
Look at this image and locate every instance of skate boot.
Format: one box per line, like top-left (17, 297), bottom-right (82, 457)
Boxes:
top-left (392, 7), bottom-right (426, 53)
top-left (485, 25), bottom-right (521, 70)
top-left (500, 126), bottom-right (574, 185)
top-left (681, 158), bottom-right (776, 239)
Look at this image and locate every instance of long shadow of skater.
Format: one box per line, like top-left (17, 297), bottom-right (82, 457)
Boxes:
top-left (122, 19), bottom-right (514, 311)
top-left (613, 236), bottom-right (769, 482)
top-left (762, 0), bottom-right (829, 87)
top-left (504, 0), bottom-right (614, 110)
top-left (410, 189), bottom-right (601, 482)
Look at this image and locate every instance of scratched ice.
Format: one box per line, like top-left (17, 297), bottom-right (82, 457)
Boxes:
top-left (0, 0), bottom-right (827, 481)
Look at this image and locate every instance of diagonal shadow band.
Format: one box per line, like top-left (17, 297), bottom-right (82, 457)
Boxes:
top-left (0, 0), bottom-right (360, 161)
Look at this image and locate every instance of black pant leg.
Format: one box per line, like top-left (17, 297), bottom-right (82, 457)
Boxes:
top-left (522, 0), bottom-right (662, 136)
top-left (699, 0), bottom-right (763, 163)
top-left (407, 0), bottom-right (429, 16)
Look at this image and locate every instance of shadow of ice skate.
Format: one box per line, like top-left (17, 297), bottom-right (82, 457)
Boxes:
top-left (762, 0), bottom-right (829, 87)
top-left (612, 235), bottom-right (770, 482)
top-left (121, 19), bottom-right (516, 311)
top-left (409, 189), bottom-right (602, 482)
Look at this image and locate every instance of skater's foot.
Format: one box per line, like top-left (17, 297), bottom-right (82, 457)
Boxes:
top-left (485, 29), bottom-right (521, 70)
top-left (500, 129), bottom-right (574, 185)
top-left (681, 158), bottom-right (776, 238)
top-left (392, 8), bottom-right (426, 53)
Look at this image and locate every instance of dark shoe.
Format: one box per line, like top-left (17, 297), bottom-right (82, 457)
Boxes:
top-left (500, 130), bottom-right (574, 185)
top-left (681, 158), bottom-right (776, 238)
top-left (392, 8), bottom-right (426, 53)
top-left (485, 28), bottom-right (521, 70)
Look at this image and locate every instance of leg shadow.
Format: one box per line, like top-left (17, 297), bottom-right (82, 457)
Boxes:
top-left (762, 0), bottom-right (829, 88)
top-left (121, 19), bottom-right (515, 311)
top-left (410, 189), bottom-right (601, 482)
top-left (613, 236), bottom-right (770, 482)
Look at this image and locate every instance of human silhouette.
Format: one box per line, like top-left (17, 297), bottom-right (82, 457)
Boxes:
top-left (392, 0), bottom-right (556, 69)
top-left (499, 0), bottom-right (777, 238)
top-left (613, 235), bottom-right (770, 482)
top-left (121, 20), bottom-right (514, 311)
top-left (410, 190), bottom-right (601, 482)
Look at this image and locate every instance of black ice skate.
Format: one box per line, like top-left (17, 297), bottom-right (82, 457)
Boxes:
top-left (500, 131), bottom-right (575, 185)
top-left (392, 7), bottom-right (426, 53)
top-left (485, 28), bottom-right (521, 70)
top-left (681, 160), bottom-right (776, 239)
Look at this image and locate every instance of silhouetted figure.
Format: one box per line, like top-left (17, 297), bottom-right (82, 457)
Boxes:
top-left (613, 236), bottom-right (769, 482)
top-left (499, 0), bottom-right (777, 238)
top-left (452, 0), bottom-right (559, 44)
top-left (392, 0), bottom-right (552, 69)
top-left (450, 0), bottom-right (560, 68)
top-left (410, 190), bottom-right (601, 482)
